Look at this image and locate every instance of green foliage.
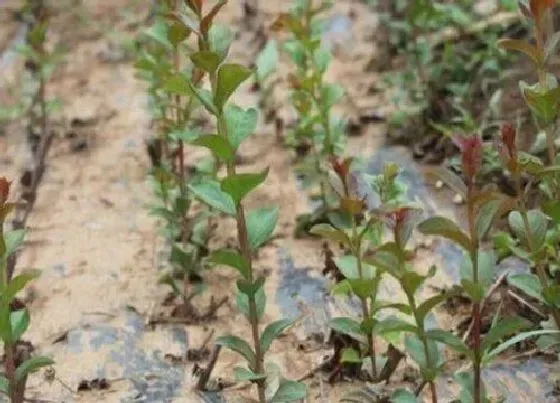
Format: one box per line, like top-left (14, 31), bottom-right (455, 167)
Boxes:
top-left (381, 1), bottom-right (512, 144)
top-left (148, 3), bottom-right (306, 401)
top-left (0, 178), bottom-right (52, 401)
top-left (136, 1), bottom-right (222, 311)
top-left (275, 0), bottom-right (346, 217)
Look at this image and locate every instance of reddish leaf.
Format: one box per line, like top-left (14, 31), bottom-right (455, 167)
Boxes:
top-left (498, 39), bottom-right (542, 66)
top-left (0, 177), bottom-right (11, 204)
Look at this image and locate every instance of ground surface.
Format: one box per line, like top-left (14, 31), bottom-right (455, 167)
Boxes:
top-left (0, 0), bottom-right (557, 402)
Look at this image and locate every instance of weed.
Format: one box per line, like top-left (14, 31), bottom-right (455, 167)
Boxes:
top-left (0, 178), bottom-right (53, 402)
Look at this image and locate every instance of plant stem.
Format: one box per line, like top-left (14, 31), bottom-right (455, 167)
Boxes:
top-left (466, 184), bottom-right (481, 403)
top-left (405, 291), bottom-right (437, 403)
top-left (351, 216), bottom-right (377, 379)
top-left (217, 114), bottom-right (266, 402)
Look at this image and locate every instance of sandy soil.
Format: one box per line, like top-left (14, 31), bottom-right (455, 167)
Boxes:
top-left (0, 0), bottom-right (555, 402)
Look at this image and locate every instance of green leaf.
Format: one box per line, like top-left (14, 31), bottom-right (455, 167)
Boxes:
top-left (340, 348), bottom-right (362, 363)
top-left (144, 20), bottom-right (172, 49)
top-left (313, 47), bottom-right (331, 73)
top-left (475, 199), bottom-right (502, 241)
top-left (256, 40), bottom-right (278, 82)
top-left (233, 367), bottom-right (266, 382)
top-left (4, 229), bottom-right (25, 258)
top-left (309, 223), bottom-right (350, 245)
top-left (331, 279), bottom-right (353, 296)
top-left (374, 318), bottom-right (417, 335)
top-left (14, 356), bottom-right (54, 382)
top-left (224, 105), bottom-right (258, 150)
top-left (215, 64), bottom-right (252, 110)
top-left (191, 50), bottom-right (222, 74)
top-left (517, 151), bottom-right (545, 174)
top-left (522, 83), bottom-right (560, 123)
top-left (191, 134), bottom-right (234, 161)
top-left (392, 388), bottom-right (418, 403)
top-left (509, 210), bottom-right (548, 251)
top-left (0, 375), bottom-right (8, 394)
top-left (246, 207), bottom-right (279, 250)
top-left (460, 250), bottom-right (495, 292)
top-left (335, 255), bottom-right (375, 280)
top-left (236, 285), bottom-right (265, 320)
top-left (163, 75), bottom-right (194, 96)
top-left (417, 217), bottom-right (471, 251)
top-left (271, 379), bottom-right (307, 402)
top-left (498, 39), bottom-right (542, 66)
top-left (260, 319), bottom-right (293, 354)
top-left (10, 310), bottom-right (29, 341)
top-left (221, 169), bottom-right (269, 204)
top-left (543, 201), bottom-right (560, 224)
top-left (426, 329), bottom-right (473, 359)
top-left (401, 271), bottom-right (427, 296)
top-left (484, 330), bottom-right (560, 362)
top-left (508, 274), bottom-right (544, 302)
top-left (416, 293), bottom-right (450, 325)
top-left (208, 24), bottom-right (233, 60)
top-left (461, 278), bottom-right (484, 302)
top-left (167, 21), bottom-right (189, 46)
top-left (321, 83), bottom-right (344, 110)
top-left (480, 316), bottom-right (531, 352)
top-left (215, 335), bottom-right (256, 366)
top-left (188, 181), bottom-right (236, 215)
top-left (348, 278), bottom-right (379, 299)
top-left (209, 250), bottom-right (250, 279)
top-left (237, 277), bottom-right (265, 298)
top-left (426, 166), bottom-right (467, 198)
top-left (543, 285), bottom-right (560, 308)
top-left (329, 317), bottom-right (365, 340)
top-left (5, 269), bottom-right (40, 301)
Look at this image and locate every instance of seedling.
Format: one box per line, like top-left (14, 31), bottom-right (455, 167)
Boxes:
top-left (416, 130), bottom-right (560, 401)
top-left (135, 0), bottom-right (219, 317)
top-left (156, 1), bottom-right (306, 401)
top-left (496, 0), bottom-right (560, 344)
top-left (273, 0), bottom-right (346, 216)
top-left (0, 177), bottom-right (53, 402)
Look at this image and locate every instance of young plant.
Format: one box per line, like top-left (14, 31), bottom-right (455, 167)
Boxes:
top-left (135, 0), bottom-right (218, 317)
top-left (274, 0), bottom-right (346, 216)
top-left (161, 1), bottom-right (306, 401)
top-left (311, 161), bottom-right (431, 385)
top-left (416, 132), bottom-right (560, 402)
top-left (0, 177), bottom-right (53, 402)
top-left (496, 0), bottom-right (560, 342)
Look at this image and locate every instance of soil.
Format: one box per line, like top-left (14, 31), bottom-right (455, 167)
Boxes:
top-left (0, 0), bottom-right (558, 402)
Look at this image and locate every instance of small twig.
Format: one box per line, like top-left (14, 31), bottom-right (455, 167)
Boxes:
top-left (200, 329), bottom-right (215, 351)
top-left (415, 380), bottom-right (427, 397)
top-left (462, 272), bottom-right (508, 343)
top-left (197, 345), bottom-right (221, 391)
top-left (507, 289), bottom-right (547, 319)
top-left (296, 361), bottom-right (330, 382)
